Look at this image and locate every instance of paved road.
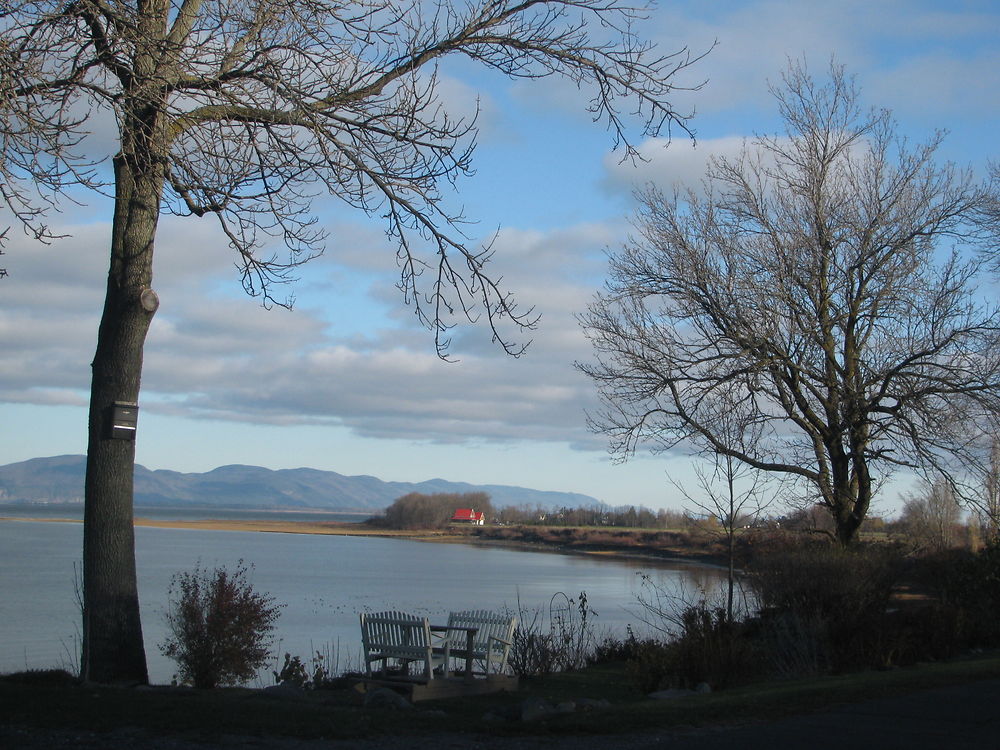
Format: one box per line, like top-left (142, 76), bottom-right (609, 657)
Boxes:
top-left (618, 677), bottom-right (1000, 750)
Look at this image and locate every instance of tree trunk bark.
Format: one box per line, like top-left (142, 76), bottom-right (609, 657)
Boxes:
top-left (81, 153), bottom-right (162, 684)
top-left (833, 483), bottom-right (865, 547)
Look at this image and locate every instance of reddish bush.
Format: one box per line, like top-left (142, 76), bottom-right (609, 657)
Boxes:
top-left (159, 561), bottom-right (282, 689)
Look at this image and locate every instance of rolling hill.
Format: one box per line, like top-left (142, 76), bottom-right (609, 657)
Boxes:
top-left (0, 455), bottom-right (602, 512)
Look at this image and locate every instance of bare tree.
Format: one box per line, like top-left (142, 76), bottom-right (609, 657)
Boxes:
top-left (899, 479), bottom-right (963, 552)
top-left (579, 61), bottom-right (1000, 547)
top-left (0, 0), bottom-right (703, 683)
top-left (974, 439), bottom-right (1000, 544)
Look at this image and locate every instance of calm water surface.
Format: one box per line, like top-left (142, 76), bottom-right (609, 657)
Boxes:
top-left (0, 518), bottom-right (725, 683)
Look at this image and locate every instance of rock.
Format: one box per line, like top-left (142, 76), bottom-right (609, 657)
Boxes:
top-left (364, 687), bottom-right (413, 710)
top-left (484, 704), bottom-right (522, 722)
top-left (576, 697), bottom-right (611, 710)
top-left (261, 683), bottom-right (304, 699)
top-left (695, 682), bottom-right (712, 694)
top-left (520, 696), bottom-right (555, 721)
top-left (487, 706), bottom-right (521, 721)
top-left (648, 688), bottom-right (694, 700)
top-left (555, 701), bottom-right (576, 714)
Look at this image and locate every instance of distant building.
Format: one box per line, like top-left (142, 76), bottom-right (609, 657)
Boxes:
top-left (451, 508), bottom-right (485, 526)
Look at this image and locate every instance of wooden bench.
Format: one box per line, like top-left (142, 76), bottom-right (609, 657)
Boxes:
top-left (439, 610), bottom-right (517, 675)
top-left (360, 611), bottom-right (450, 683)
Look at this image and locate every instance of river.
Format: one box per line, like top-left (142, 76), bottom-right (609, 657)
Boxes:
top-left (0, 515), bottom-right (726, 684)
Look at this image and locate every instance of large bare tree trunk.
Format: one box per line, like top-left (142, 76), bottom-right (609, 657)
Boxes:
top-left (81, 154), bottom-right (162, 684)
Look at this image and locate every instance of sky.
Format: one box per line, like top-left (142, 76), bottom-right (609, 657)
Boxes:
top-left (2, 0), bottom-right (999, 516)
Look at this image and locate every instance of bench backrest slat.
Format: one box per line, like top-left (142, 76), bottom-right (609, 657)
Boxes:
top-left (360, 611), bottom-right (432, 651)
top-left (445, 610), bottom-right (516, 653)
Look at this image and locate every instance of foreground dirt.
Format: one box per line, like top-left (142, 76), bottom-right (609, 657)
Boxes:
top-left (7, 676), bottom-right (1000, 750)
top-left (0, 726), bottom-right (721, 750)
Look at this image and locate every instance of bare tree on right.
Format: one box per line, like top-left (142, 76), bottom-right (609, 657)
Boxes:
top-left (580, 62), bottom-right (1000, 546)
top-left (899, 480), bottom-right (963, 552)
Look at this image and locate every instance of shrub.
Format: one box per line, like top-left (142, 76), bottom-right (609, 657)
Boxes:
top-left (587, 628), bottom-right (642, 665)
top-left (159, 561), bottom-right (282, 689)
top-left (625, 638), bottom-right (676, 693)
top-left (508, 617), bottom-right (563, 678)
top-left (666, 602), bottom-right (759, 689)
top-left (273, 651), bottom-right (330, 689)
top-left (909, 542), bottom-right (1000, 652)
top-left (751, 609), bottom-right (828, 678)
top-left (0, 669), bottom-right (77, 686)
top-left (745, 542), bottom-right (903, 673)
top-left (624, 603), bottom-right (759, 693)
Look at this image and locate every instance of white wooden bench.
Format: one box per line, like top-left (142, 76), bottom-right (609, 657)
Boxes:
top-left (360, 611), bottom-right (450, 683)
top-left (440, 610), bottom-right (517, 675)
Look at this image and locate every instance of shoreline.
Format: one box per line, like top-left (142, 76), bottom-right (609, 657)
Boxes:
top-left (0, 515), bottom-right (727, 568)
top-left (0, 514), bottom-right (451, 539)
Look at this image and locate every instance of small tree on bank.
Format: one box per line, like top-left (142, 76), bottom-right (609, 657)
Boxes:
top-left (579, 62), bottom-right (1000, 546)
top-left (0, 0), bottom-right (702, 682)
top-left (676, 455), bottom-right (770, 623)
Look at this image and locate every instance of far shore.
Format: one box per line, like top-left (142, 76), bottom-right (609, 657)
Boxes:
top-left (0, 515), bottom-right (725, 567)
top-left (0, 515), bottom-right (453, 539)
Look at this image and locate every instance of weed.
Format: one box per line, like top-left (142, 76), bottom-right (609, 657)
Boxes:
top-left (508, 590), bottom-right (601, 677)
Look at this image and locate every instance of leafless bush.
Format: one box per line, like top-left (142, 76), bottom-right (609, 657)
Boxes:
top-left (160, 561), bottom-right (282, 689)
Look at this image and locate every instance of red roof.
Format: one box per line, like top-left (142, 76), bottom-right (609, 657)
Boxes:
top-left (451, 508), bottom-right (484, 522)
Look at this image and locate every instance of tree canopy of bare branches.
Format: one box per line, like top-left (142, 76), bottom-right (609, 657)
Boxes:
top-left (899, 480), bottom-right (963, 552)
top-left (0, 0), bottom-right (703, 683)
top-left (3, 0), bottom-right (702, 345)
top-left (579, 62), bottom-right (1000, 547)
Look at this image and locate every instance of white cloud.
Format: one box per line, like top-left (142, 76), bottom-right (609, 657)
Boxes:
top-left (639, 0), bottom-right (1000, 145)
top-left (2, 201), bottom-right (613, 449)
top-left (866, 51), bottom-right (1000, 124)
top-left (601, 135), bottom-right (750, 197)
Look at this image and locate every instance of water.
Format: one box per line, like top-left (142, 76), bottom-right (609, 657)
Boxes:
top-left (0, 518), bottom-right (725, 683)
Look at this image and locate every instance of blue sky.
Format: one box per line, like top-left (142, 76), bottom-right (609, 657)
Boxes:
top-left (2, 0), bottom-right (999, 515)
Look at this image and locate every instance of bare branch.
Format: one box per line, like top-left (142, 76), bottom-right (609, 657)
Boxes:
top-left (579, 61), bottom-right (1000, 545)
top-left (1, 0), bottom-right (702, 353)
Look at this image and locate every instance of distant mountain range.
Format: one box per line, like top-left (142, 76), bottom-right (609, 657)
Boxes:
top-left (0, 455), bottom-right (602, 512)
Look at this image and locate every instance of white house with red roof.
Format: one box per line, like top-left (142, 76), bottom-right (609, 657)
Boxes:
top-left (450, 508), bottom-right (485, 525)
